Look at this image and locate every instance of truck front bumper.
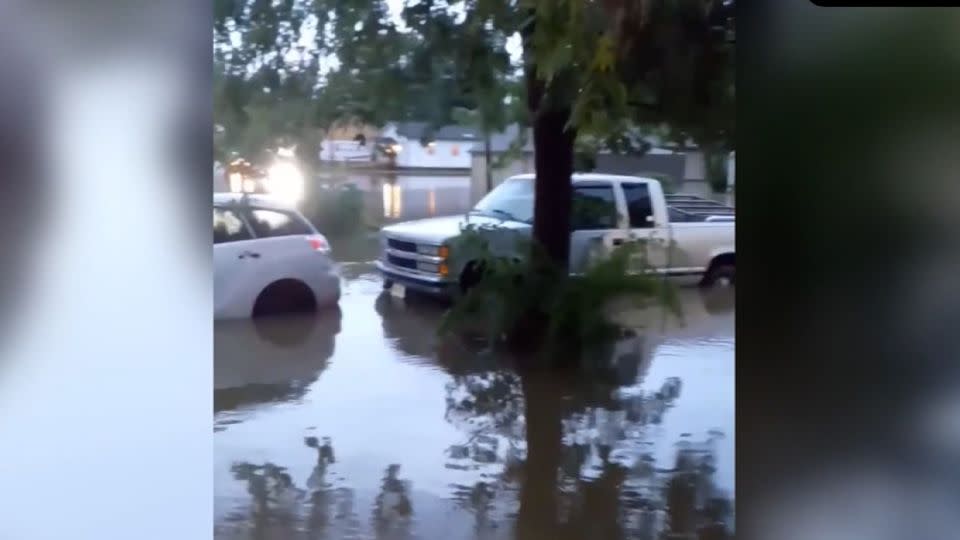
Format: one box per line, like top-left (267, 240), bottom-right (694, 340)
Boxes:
top-left (375, 260), bottom-right (457, 299)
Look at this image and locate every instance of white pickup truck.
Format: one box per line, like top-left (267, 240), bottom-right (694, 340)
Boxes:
top-left (375, 173), bottom-right (735, 299)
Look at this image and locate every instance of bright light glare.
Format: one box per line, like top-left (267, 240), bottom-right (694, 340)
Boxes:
top-left (266, 161), bottom-right (305, 203)
top-left (228, 172), bottom-right (243, 193)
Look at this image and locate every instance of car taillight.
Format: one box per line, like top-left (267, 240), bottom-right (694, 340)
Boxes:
top-left (307, 235), bottom-right (330, 253)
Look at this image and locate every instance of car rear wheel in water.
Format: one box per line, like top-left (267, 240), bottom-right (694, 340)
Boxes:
top-left (252, 279), bottom-right (317, 317)
top-left (701, 263), bottom-right (735, 287)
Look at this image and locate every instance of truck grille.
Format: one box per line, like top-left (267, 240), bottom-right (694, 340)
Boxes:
top-left (386, 255), bottom-right (418, 270)
top-left (387, 238), bottom-right (417, 253)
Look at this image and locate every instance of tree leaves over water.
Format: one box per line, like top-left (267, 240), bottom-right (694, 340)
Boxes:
top-left (213, 0), bottom-right (734, 160)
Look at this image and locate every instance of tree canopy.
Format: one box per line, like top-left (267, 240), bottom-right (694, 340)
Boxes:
top-left (214, 0), bottom-right (734, 261)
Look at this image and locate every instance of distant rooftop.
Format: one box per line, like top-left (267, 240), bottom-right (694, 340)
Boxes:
top-left (389, 121), bottom-right (480, 141)
top-left (468, 124), bottom-right (535, 154)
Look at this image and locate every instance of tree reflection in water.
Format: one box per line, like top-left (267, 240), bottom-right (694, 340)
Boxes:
top-left (372, 464), bottom-right (415, 540)
top-left (228, 438), bottom-right (425, 540)
top-left (227, 436), bottom-right (361, 540)
top-left (229, 461), bottom-right (305, 539)
top-left (439, 339), bottom-right (733, 540)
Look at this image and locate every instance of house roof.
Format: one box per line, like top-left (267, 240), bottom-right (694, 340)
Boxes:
top-left (392, 121), bottom-right (480, 141)
top-left (468, 124), bottom-right (535, 154)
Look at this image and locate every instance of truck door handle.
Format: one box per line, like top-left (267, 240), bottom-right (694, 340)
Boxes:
top-left (239, 251), bottom-right (261, 259)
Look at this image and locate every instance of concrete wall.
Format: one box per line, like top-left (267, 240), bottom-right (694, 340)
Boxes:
top-left (594, 153), bottom-right (686, 181)
top-left (682, 151), bottom-right (706, 181)
top-left (470, 153), bottom-right (535, 204)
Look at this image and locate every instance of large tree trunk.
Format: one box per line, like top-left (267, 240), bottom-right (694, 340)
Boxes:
top-left (524, 23), bottom-right (577, 267)
top-left (530, 105), bottom-right (576, 266)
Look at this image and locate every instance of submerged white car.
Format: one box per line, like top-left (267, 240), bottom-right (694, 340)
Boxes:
top-left (214, 193), bottom-right (340, 319)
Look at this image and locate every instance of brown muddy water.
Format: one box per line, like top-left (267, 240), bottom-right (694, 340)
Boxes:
top-left (214, 175), bottom-right (734, 539)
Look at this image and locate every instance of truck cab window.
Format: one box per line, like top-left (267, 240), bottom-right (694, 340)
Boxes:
top-left (571, 185), bottom-right (617, 230)
top-left (622, 183), bottom-right (654, 228)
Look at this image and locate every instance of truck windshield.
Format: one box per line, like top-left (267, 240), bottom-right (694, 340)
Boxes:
top-left (471, 177), bottom-right (534, 223)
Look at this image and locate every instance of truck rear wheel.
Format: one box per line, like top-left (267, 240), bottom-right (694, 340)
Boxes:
top-left (702, 263), bottom-right (735, 287)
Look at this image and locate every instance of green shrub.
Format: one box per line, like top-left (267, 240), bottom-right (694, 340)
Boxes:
top-left (301, 183), bottom-right (365, 234)
top-left (439, 223), bottom-right (681, 368)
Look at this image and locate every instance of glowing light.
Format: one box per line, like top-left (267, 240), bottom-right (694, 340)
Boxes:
top-left (266, 161), bottom-right (305, 203)
top-left (229, 173), bottom-right (244, 193)
top-left (382, 183), bottom-right (402, 218)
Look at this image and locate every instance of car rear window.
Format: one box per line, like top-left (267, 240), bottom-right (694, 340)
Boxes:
top-left (213, 207), bottom-right (252, 244)
top-left (244, 208), bottom-right (313, 238)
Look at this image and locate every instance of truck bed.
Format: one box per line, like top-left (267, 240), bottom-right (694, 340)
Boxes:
top-left (666, 194), bottom-right (735, 223)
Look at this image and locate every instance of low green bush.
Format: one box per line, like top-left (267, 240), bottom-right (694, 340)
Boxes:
top-left (439, 223), bottom-right (681, 368)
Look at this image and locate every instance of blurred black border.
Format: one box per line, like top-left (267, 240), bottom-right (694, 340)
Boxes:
top-left (739, 2), bottom-right (960, 538)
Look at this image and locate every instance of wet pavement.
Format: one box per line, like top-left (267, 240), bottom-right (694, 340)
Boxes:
top-left (214, 227), bottom-right (735, 539)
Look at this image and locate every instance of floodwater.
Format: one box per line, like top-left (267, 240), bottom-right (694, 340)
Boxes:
top-left (314, 172), bottom-right (733, 228)
top-left (213, 209), bottom-right (735, 539)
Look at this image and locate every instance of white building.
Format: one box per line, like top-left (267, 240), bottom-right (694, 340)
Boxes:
top-left (318, 139), bottom-right (374, 163)
top-left (379, 122), bottom-right (479, 169)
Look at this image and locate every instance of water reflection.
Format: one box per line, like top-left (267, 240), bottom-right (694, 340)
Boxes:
top-left (215, 275), bottom-right (734, 539)
top-left (317, 173), bottom-right (731, 230)
top-left (372, 464), bottom-right (415, 540)
top-left (326, 173), bottom-right (472, 225)
top-left (214, 308), bottom-right (342, 415)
